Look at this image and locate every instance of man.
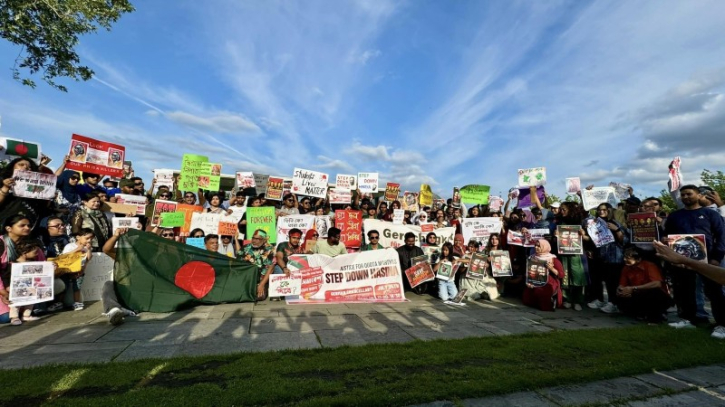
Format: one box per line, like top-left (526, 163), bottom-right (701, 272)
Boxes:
top-left (131, 177), bottom-right (145, 195)
top-left (103, 178), bottom-right (118, 189)
top-left (182, 191), bottom-right (198, 205)
top-left (38, 216), bottom-right (70, 314)
top-left (313, 227), bottom-right (347, 257)
top-left (397, 232), bottom-right (426, 293)
top-left (218, 235), bottom-right (236, 257)
top-left (160, 228), bottom-right (175, 240)
top-left (238, 229), bottom-right (275, 300)
top-left (100, 228), bottom-right (136, 325)
top-left (361, 230), bottom-right (384, 251)
top-left (298, 197), bottom-right (312, 214)
top-left (117, 179), bottom-right (135, 196)
top-left (699, 186), bottom-right (725, 219)
top-left (664, 184), bottom-right (725, 338)
top-left (277, 193), bottom-right (299, 217)
top-left (616, 247), bottom-right (673, 323)
top-left (273, 229), bottom-right (304, 299)
top-left (204, 234), bottom-right (219, 252)
top-left (76, 172), bottom-right (105, 196)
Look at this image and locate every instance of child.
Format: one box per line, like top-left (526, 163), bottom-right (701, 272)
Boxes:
top-left (9, 240), bottom-right (46, 325)
top-left (62, 228), bottom-right (94, 311)
top-left (434, 242), bottom-right (459, 302)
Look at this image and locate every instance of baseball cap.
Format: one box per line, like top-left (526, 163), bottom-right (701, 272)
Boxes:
top-left (550, 202), bottom-right (561, 208)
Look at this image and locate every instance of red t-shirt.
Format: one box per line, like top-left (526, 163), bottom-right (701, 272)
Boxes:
top-left (619, 260), bottom-right (666, 293)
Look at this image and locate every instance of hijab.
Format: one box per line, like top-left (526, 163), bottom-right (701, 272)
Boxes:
top-left (56, 170), bottom-right (80, 203)
top-left (533, 239), bottom-right (557, 261)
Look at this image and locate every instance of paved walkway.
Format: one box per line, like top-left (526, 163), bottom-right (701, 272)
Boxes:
top-left (1, 294), bottom-right (648, 368)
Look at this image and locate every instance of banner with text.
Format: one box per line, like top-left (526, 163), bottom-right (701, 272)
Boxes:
top-left (292, 168), bottom-right (328, 199)
top-left (67, 134), bottom-right (125, 178)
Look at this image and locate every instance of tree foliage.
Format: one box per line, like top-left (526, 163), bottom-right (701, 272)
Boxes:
top-left (700, 169), bottom-right (725, 197)
top-left (0, 0), bottom-right (134, 91)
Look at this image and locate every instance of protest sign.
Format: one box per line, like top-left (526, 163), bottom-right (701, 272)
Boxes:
top-left (363, 219), bottom-right (456, 249)
top-left (490, 250), bottom-right (513, 277)
top-left (292, 168), bottom-right (329, 199)
top-left (335, 210), bottom-right (363, 248)
top-left (419, 184), bottom-right (433, 206)
top-left (218, 221), bottom-right (239, 237)
top-left (285, 249), bottom-right (405, 303)
top-left (11, 170), bottom-right (56, 200)
top-left (198, 163), bottom-right (221, 190)
top-left (9, 261), bottom-right (54, 306)
top-left (112, 217), bottom-right (140, 232)
top-left (668, 234), bottom-right (707, 263)
top-left (154, 169), bottom-right (175, 191)
top-left (235, 172), bottom-right (255, 189)
top-left (281, 178), bottom-right (293, 197)
top-left (460, 184), bottom-right (491, 205)
top-left (269, 274), bottom-right (302, 297)
top-left (358, 172), bottom-right (379, 193)
top-left (523, 228), bottom-right (550, 247)
top-left (115, 194), bottom-right (146, 215)
top-left (466, 252), bottom-right (488, 280)
top-left (266, 177), bottom-right (284, 201)
top-left (581, 187), bottom-right (618, 210)
top-left (585, 217), bottom-right (615, 247)
top-left (186, 237), bottom-right (206, 249)
top-left (557, 225), bottom-right (583, 255)
top-left (405, 261), bottom-right (436, 289)
top-left (507, 230), bottom-right (524, 246)
top-left (190, 212), bottom-right (222, 235)
top-left (452, 187), bottom-right (461, 207)
top-left (179, 154), bottom-right (209, 191)
top-left (253, 173), bottom-right (269, 194)
top-left (276, 215), bottom-right (316, 244)
top-left (488, 196), bottom-right (504, 212)
top-left (628, 212), bottom-right (659, 245)
top-left (609, 182), bottom-right (631, 200)
top-left (393, 209), bottom-right (404, 225)
top-left (247, 207), bottom-right (277, 243)
top-left (80, 253), bottom-right (114, 302)
top-left (669, 157), bottom-right (682, 192)
top-left (517, 186), bottom-right (545, 208)
top-left (526, 258), bottom-right (549, 287)
top-left (335, 174), bottom-right (357, 191)
top-left (49, 251), bottom-right (83, 274)
top-left (461, 217), bottom-right (503, 248)
top-left (1, 137), bottom-right (42, 163)
top-left (314, 215), bottom-right (332, 238)
top-left (176, 204), bottom-right (204, 236)
top-left (385, 182), bottom-right (400, 202)
top-left (151, 200), bottom-right (178, 227)
top-left (566, 177), bottom-right (581, 195)
top-left (122, 161), bottom-right (134, 179)
top-left (329, 188), bottom-right (352, 204)
top-left (160, 212), bottom-right (186, 228)
top-left (433, 199), bottom-right (446, 210)
top-left (518, 167), bottom-right (546, 187)
top-left (226, 206), bottom-right (247, 224)
top-left (103, 202), bottom-right (138, 215)
top-left (436, 261), bottom-right (455, 281)
top-left (66, 134), bottom-right (125, 178)
top-left (402, 191), bottom-right (419, 212)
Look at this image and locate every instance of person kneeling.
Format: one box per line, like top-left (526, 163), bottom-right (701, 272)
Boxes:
top-left (617, 247), bottom-right (673, 323)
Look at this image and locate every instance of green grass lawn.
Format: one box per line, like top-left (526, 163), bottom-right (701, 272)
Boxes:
top-left (2, 325), bottom-right (725, 406)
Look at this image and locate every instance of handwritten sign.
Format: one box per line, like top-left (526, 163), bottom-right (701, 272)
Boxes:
top-left (49, 252), bottom-right (84, 274)
top-left (460, 184), bottom-right (490, 205)
top-left (269, 274), bottom-right (302, 297)
top-left (292, 168), bottom-right (328, 199)
top-left (518, 167), bottom-right (546, 187)
top-left (115, 194), bottom-right (146, 215)
top-left (581, 187), bottom-right (618, 210)
top-left (335, 174), bottom-right (357, 191)
top-left (11, 170), bottom-right (56, 200)
top-left (160, 212), bottom-right (186, 228)
top-left (80, 253), bottom-right (114, 302)
top-left (357, 172), bottom-right (379, 193)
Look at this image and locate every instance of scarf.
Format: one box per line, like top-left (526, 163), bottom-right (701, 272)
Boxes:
top-left (533, 239), bottom-right (557, 261)
top-left (80, 206), bottom-right (110, 249)
top-left (56, 170), bottom-right (80, 204)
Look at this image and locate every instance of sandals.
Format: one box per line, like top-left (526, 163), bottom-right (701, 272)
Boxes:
top-left (10, 318), bottom-right (22, 326)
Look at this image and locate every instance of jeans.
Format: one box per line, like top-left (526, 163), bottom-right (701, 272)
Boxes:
top-left (0, 313), bottom-right (9, 324)
top-left (672, 266), bottom-right (725, 325)
top-left (695, 274), bottom-right (710, 319)
top-left (438, 279), bottom-right (458, 301)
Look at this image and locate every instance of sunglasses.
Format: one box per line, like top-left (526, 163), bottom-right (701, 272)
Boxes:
top-left (69, 177), bottom-right (80, 180)
top-left (162, 233), bottom-right (174, 237)
top-left (370, 236), bottom-right (379, 239)
top-left (160, 194), bottom-right (171, 197)
top-left (193, 234), bottom-right (204, 238)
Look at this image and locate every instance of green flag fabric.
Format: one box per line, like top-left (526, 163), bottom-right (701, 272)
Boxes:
top-left (6, 139), bottom-right (40, 160)
top-left (114, 230), bottom-right (258, 312)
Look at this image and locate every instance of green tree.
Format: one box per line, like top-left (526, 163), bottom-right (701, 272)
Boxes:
top-left (0, 0), bottom-right (134, 91)
top-left (700, 169), bottom-right (725, 198)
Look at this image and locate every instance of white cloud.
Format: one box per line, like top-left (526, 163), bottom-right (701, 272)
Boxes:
top-left (165, 111), bottom-right (260, 134)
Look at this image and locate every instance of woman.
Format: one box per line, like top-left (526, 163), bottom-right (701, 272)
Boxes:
top-left (584, 203), bottom-right (627, 314)
top-left (422, 232), bottom-right (440, 265)
top-left (522, 239), bottom-right (564, 311)
top-left (460, 234), bottom-right (502, 301)
top-left (433, 209), bottom-right (449, 229)
top-left (381, 200), bottom-right (401, 222)
top-left (0, 157), bottom-right (52, 230)
top-left (556, 201), bottom-right (589, 311)
top-left (304, 229), bottom-right (319, 253)
top-left (70, 192), bottom-right (111, 252)
top-left (54, 170), bottom-right (82, 228)
top-left (205, 193), bottom-right (227, 215)
top-left (468, 206), bottom-right (480, 218)
top-left (239, 196), bottom-right (262, 238)
top-left (0, 215), bottom-right (33, 287)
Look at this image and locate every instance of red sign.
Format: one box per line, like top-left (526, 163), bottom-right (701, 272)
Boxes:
top-left (151, 200), bottom-right (178, 227)
top-left (66, 134), bottom-right (125, 178)
top-left (335, 209), bottom-right (362, 248)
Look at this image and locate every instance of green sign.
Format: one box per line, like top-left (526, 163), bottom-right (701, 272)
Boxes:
top-left (460, 184), bottom-right (490, 205)
top-left (179, 154), bottom-right (208, 191)
top-left (246, 207), bottom-right (277, 244)
top-left (160, 212), bottom-right (186, 227)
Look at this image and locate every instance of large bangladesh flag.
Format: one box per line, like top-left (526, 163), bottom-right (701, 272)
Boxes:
top-left (5, 139), bottom-right (40, 160)
top-left (114, 230), bottom-right (259, 312)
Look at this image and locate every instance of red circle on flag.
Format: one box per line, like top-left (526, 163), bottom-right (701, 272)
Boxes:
top-left (14, 144), bottom-right (29, 156)
top-left (175, 261), bottom-right (215, 299)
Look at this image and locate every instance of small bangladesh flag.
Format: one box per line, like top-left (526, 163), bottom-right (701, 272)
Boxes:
top-left (114, 230), bottom-right (259, 313)
top-left (6, 139), bottom-right (40, 160)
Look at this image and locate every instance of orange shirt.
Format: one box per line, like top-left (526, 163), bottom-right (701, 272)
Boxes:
top-left (619, 260), bottom-right (666, 292)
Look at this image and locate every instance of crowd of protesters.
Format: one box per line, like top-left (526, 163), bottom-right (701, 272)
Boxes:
top-left (0, 152), bottom-right (724, 341)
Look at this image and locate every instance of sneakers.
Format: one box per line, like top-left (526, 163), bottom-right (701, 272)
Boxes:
top-left (669, 319), bottom-right (696, 329)
top-left (73, 302), bottom-right (84, 311)
top-left (574, 304), bottom-right (583, 311)
top-left (563, 302), bottom-right (572, 309)
top-left (712, 326), bottom-right (725, 339)
top-left (47, 302), bottom-right (64, 313)
top-left (587, 299), bottom-right (606, 309)
top-left (600, 303), bottom-right (619, 314)
top-left (22, 309), bottom-right (40, 321)
top-left (107, 307), bottom-right (125, 326)
top-left (10, 318), bottom-right (22, 326)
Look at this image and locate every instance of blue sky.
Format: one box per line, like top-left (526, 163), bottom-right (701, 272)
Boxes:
top-left (1, 0), bottom-right (725, 200)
